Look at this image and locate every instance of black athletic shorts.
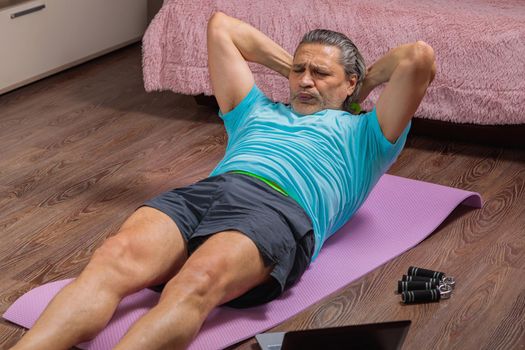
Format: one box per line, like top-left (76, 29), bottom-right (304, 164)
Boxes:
top-left (138, 171), bottom-right (315, 309)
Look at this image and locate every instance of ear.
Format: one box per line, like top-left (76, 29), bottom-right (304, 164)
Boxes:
top-left (346, 74), bottom-right (358, 96)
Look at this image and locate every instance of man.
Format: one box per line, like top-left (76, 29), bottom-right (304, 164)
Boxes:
top-left (12, 11), bottom-right (435, 350)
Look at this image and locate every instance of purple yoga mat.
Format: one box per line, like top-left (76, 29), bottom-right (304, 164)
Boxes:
top-left (3, 174), bottom-right (482, 350)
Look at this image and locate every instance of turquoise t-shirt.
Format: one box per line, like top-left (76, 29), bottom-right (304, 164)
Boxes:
top-left (208, 84), bottom-right (410, 262)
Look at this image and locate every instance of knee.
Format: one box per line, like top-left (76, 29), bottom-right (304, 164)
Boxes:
top-left (161, 266), bottom-right (222, 311)
top-left (86, 234), bottom-right (136, 284)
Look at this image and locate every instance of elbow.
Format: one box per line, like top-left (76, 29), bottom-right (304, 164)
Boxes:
top-left (415, 41), bottom-right (436, 84)
top-left (208, 11), bottom-right (230, 33)
top-left (207, 11), bottom-right (231, 45)
top-left (405, 41), bottom-right (436, 83)
top-left (209, 11), bottom-right (226, 23)
top-left (414, 41), bottom-right (435, 62)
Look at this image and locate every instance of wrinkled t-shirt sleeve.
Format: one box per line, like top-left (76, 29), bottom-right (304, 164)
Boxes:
top-left (362, 105), bottom-right (411, 175)
top-left (217, 83), bottom-right (268, 133)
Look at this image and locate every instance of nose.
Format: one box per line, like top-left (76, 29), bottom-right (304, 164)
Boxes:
top-left (298, 71), bottom-right (314, 88)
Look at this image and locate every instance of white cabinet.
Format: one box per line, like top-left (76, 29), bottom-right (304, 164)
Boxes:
top-left (0, 0), bottom-right (147, 94)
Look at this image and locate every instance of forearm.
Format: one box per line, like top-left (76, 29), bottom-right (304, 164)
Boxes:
top-left (358, 41), bottom-right (435, 102)
top-left (220, 13), bottom-right (293, 78)
top-left (366, 43), bottom-right (416, 86)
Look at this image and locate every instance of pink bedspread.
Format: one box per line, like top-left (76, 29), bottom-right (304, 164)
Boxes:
top-left (142, 0), bottom-right (525, 125)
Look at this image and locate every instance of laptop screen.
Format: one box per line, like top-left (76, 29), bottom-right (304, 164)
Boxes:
top-left (281, 320), bottom-right (411, 350)
top-left (256, 320), bottom-right (411, 350)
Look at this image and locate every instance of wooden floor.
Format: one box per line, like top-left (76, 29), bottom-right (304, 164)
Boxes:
top-left (1, 43), bottom-right (524, 350)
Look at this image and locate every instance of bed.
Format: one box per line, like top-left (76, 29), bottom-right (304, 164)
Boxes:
top-left (142, 0), bottom-right (525, 126)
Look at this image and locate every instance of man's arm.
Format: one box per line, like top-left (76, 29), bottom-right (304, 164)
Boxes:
top-left (357, 42), bottom-right (436, 143)
top-left (207, 12), bottom-right (293, 115)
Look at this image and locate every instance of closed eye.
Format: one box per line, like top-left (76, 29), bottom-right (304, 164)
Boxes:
top-left (293, 68), bottom-right (329, 76)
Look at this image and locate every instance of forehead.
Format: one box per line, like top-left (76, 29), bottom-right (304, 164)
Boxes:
top-left (293, 43), bottom-right (342, 68)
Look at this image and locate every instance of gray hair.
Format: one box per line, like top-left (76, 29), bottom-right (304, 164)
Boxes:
top-left (295, 29), bottom-right (366, 113)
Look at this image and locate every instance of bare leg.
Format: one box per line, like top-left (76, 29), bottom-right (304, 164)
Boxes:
top-left (113, 230), bottom-right (274, 350)
top-left (10, 207), bottom-right (188, 350)
top-left (11, 268), bottom-right (125, 349)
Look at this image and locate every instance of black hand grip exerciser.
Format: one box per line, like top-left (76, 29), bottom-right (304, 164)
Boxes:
top-left (398, 280), bottom-right (438, 293)
top-left (407, 266), bottom-right (445, 280)
top-left (401, 275), bottom-right (440, 284)
top-left (401, 289), bottom-right (441, 304)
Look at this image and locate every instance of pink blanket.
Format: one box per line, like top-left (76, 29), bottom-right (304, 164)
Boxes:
top-left (142, 0), bottom-right (525, 125)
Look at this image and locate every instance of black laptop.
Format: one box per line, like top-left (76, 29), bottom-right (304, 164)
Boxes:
top-left (255, 320), bottom-right (411, 350)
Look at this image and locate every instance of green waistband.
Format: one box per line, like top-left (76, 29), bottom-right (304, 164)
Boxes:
top-left (228, 170), bottom-right (289, 196)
